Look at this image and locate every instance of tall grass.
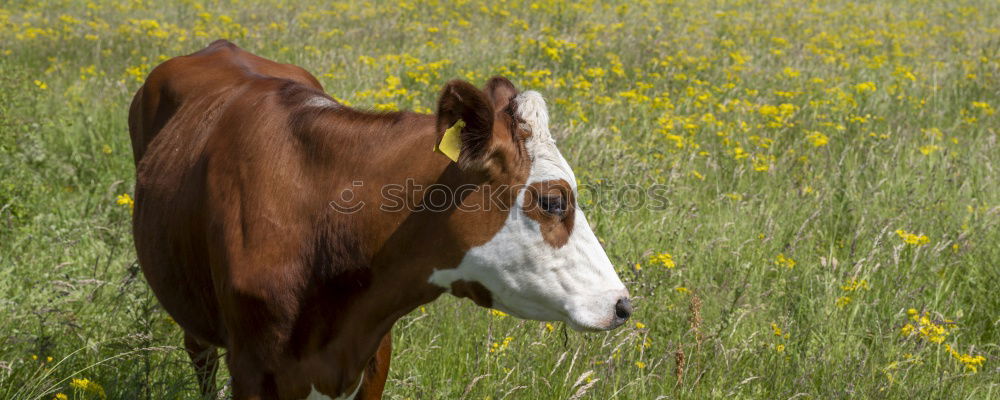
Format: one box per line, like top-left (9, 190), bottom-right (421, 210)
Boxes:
top-left (1, 0), bottom-right (998, 398)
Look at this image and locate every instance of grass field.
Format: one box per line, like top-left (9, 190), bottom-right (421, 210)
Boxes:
top-left (2, 0), bottom-right (999, 398)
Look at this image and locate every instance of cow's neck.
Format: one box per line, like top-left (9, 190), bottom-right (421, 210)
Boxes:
top-left (301, 110), bottom-right (515, 395)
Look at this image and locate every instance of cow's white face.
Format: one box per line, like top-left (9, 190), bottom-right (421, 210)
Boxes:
top-left (430, 91), bottom-right (631, 331)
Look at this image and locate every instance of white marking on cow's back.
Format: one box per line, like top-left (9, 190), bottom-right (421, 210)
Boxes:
top-left (303, 95), bottom-right (340, 109)
top-left (303, 372), bottom-right (363, 400)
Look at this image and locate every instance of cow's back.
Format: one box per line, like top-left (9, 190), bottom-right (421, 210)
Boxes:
top-left (127, 40), bottom-right (325, 346)
top-left (128, 39), bottom-right (322, 163)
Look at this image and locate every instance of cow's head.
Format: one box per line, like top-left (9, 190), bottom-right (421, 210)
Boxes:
top-left (427, 77), bottom-right (631, 331)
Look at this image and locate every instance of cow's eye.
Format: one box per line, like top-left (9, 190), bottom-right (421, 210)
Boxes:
top-left (538, 194), bottom-right (567, 218)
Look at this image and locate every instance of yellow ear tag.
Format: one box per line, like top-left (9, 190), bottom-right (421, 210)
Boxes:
top-left (434, 119), bottom-right (464, 162)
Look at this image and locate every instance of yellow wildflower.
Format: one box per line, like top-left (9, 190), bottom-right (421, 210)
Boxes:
top-left (70, 378), bottom-right (106, 399)
top-left (945, 344), bottom-right (986, 373)
top-left (918, 144), bottom-right (942, 155)
top-left (648, 252), bottom-right (676, 268)
top-left (759, 104), bottom-right (779, 116)
top-left (971, 101), bottom-right (994, 115)
top-left (752, 154), bottom-right (772, 172)
top-left (840, 278), bottom-right (870, 292)
top-left (902, 310), bottom-right (954, 344)
top-left (854, 82), bottom-right (876, 93)
top-left (732, 146), bottom-right (748, 160)
top-left (774, 254), bottom-right (796, 269)
top-left (806, 131), bottom-right (829, 147)
top-left (895, 229), bottom-right (929, 246)
top-left (116, 193), bottom-right (134, 213)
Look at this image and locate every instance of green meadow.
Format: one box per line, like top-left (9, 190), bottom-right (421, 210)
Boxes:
top-left (1, 0), bottom-right (998, 398)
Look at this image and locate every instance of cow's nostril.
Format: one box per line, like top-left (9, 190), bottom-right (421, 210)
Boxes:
top-left (614, 297), bottom-right (633, 321)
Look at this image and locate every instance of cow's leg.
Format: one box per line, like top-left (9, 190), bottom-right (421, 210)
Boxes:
top-left (184, 332), bottom-right (221, 399)
top-left (227, 349), bottom-right (279, 400)
top-left (356, 331), bottom-right (393, 400)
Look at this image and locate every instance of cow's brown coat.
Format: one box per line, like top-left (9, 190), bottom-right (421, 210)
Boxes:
top-left (128, 40), bottom-right (537, 399)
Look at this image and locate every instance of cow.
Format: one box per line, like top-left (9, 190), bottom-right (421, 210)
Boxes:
top-left (127, 40), bottom-right (631, 400)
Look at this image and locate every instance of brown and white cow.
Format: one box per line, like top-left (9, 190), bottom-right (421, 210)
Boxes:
top-left (128, 40), bottom-right (631, 400)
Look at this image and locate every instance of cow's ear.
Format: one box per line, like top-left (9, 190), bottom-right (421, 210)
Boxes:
top-left (436, 80), bottom-right (495, 172)
top-left (484, 76), bottom-right (519, 113)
